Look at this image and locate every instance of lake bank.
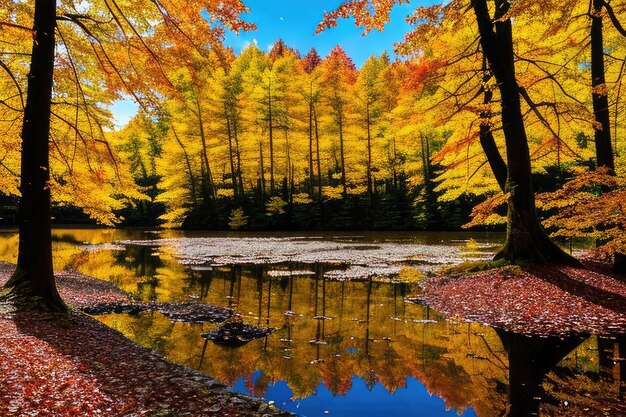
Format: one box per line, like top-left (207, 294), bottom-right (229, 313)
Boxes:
top-left (0, 263), bottom-right (292, 417)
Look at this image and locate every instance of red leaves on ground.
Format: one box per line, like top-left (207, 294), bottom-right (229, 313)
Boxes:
top-left (0, 263), bottom-right (130, 308)
top-left (0, 310), bottom-right (289, 417)
top-left (421, 261), bottom-right (626, 337)
top-left (0, 263), bottom-right (290, 417)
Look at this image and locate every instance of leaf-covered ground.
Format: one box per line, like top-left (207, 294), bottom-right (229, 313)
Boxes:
top-left (0, 264), bottom-right (293, 416)
top-left (0, 263), bottom-right (232, 323)
top-left (0, 262), bottom-right (130, 308)
top-left (419, 259), bottom-right (626, 337)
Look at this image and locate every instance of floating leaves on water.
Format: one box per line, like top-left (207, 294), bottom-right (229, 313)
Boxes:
top-left (117, 236), bottom-right (496, 279)
top-left (267, 270), bottom-right (315, 277)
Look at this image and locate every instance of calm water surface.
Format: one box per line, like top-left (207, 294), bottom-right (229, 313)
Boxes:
top-left (0, 229), bottom-right (622, 417)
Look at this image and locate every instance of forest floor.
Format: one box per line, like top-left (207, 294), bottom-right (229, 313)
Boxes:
top-left (0, 263), bottom-right (293, 417)
top-left (419, 253), bottom-right (626, 337)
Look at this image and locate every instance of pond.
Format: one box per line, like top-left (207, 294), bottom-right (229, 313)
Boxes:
top-left (0, 229), bottom-right (623, 416)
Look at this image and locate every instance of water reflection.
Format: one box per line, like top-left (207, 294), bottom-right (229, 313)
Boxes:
top-left (94, 256), bottom-right (623, 416)
top-left (0, 229), bottom-right (622, 416)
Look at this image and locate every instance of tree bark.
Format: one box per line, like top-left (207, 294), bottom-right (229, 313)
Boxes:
top-left (268, 80), bottom-right (275, 195)
top-left (479, 64), bottom-right (507, 192)
top-left (225, 111), bottom-right (238, 199)
top-left (590, 0), bottom-right (625, 272)
top-left (308, 83), bottom-right (316, 197)
top-left (338, 112), bottom-right (347, 198)
top-left (366, 103), bottom-right (373, 200)
top-left (5, 0), bottom-right (66, 310)
top-left (591, 0), bottom-right (615, 173)
top-left (471, 0), bottom-right (579, 265)
top-left (232, 114), bottom-right (245, 198)
top-left (171, 127), bottom-right (198, 205)
top-left (258, 141), bottom-right (266, 201)
top-left (314, 108), bottom-right (323, 199)
top-left (194, 97), bottom-right (216, 201)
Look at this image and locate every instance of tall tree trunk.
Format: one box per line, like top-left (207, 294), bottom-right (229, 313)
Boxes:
top-left (308, 98), bottom-right (315, 197)
top-left (225, 112), bottom-right (238, 199)
top-left (5, 0), bottom-right (65, 310)
top-left (479, 64), bottom-right (507, 192)
top-left (472, 0), bottom-right (579, 265)
top-left (258, 141), bottom-right (266, 201)
top-left (591, 0), bottom-right (625, 271)
top-left (366, 103), bottom-right (373, 200)
top-left (285, 128), bottom-right (292, 203)
top-left (314, 109), bottom-right (323, 199)
top-left (391, 136), bottom-right (398, 190)
top-left (232, 116), bottom-right (245, 198)
top-left (591, 0), bottom-right (615, 174)
top-left (195, 99), bottom-right (216, 201)
top-left (268, 82), bottom-right (275, 195)
top-left (172, 127), bottom-right (198, 205)
top-left (338, 113), bottom-right (347, 198)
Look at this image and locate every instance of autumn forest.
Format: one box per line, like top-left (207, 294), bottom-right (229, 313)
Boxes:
top-left (0, 0), bottom-right (624, 247)
top-left (1, 1), bottom-right (626, 416)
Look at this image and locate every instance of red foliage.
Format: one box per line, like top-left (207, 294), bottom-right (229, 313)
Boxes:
top-left (421, 261), bottom-right (626, 337)
top-left (0, 263), bottom-right (288, 416)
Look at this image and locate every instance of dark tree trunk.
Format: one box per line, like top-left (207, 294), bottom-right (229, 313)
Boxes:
top-left (258, 142), bottom-right (266, 201)
top-left (591, 0), bottom-right (615, 173)
top-left (314, 109), bottom-right (322, 199)
top-left (591, 1), bottom-right (625, 271)
top-left (479, 63), bottom-right (507, 192)
top-left (232, 116), bottom-right (245, 197)
top-left (471, 0), bottom-right (579, 265)
top-left (307, 81), bottom-right (317, 198)
top-left (172, 127), bottom-right (198, 205)
top-left (268, 83), bottom-right (275, 195)
top-left (195, 101), bottom-right (216, 202)
top-left (308, 100), bottom-right (315, 197)
top-left (338, 113), bottom-right (347, 198)
top-left (366, 103), bottom-right (373, 200)
top-left (5, 0), bottom-right (65, 310)
top-left (225, 112), bottom-right (238, 199)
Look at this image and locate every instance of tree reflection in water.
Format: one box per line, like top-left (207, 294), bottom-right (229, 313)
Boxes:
top-left (0, 231), bottom-right (622, 416)
top-left (93, 247), bottom-right (625, 416)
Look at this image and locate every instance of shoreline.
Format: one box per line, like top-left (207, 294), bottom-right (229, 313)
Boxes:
top-left (0, 263), bottom-right (293, 417)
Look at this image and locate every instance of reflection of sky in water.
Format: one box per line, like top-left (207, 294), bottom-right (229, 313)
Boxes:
top-left (0, 229), bottom-right (615, 416)
top-left (233, 373), bottom-right (477, 417)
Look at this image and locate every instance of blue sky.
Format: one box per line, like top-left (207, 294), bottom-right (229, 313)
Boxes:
top-left (112, 0), bottom-right (429, 127)
top-left (224, 0), bottom-right (419, 67)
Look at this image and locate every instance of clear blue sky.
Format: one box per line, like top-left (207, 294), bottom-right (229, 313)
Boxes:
top-left (112, 0), bottom-right (429, 127)
top-left (224, 0), bottom-right (420, 67)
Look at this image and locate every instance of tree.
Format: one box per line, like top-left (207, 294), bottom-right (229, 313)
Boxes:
top-left (300, 48), bottom-right (323, 198)
top-left (470, 0), bottom-right (574, 263)
top-left (4, 0), bottom-right (62, 309)
top-left (356, 54), bottom-right (388, 199)
top-left (319, 0), bottom-right (578, 264)
top-left (320, 46), bottom-right (357, 198)
top-left (0, 0), bottom-right (252, 309)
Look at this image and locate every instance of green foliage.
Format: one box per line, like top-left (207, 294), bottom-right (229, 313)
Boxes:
top-left (266, 196), bottom-right (287, 216)
top-left (228, 208), bottom-right (248, 230)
